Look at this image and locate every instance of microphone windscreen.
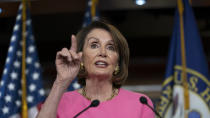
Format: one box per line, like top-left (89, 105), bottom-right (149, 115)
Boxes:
top-left (90, 99), bottom-right (100, 107)
top-left (139, 96), bottom-right (148, 104)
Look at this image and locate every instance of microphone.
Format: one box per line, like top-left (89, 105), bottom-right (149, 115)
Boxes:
top-left (73, 99), bottom-right (100, 118)
top-left (139, 96), bottom-right (162, 118)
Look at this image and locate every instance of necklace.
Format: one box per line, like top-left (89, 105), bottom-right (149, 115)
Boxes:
top-left (82, 87), bottom-right (117, 101)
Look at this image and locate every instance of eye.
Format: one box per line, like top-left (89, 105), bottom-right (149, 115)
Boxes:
top-left (90, 42), bottom-right (99, 49)
top-left (107, 45), bottom-right (115, 51)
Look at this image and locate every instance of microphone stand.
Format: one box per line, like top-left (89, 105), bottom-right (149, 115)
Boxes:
top-left (73, 99), bottom-right (100, 118)
top-left (139, 96), bottom-right (162, 118)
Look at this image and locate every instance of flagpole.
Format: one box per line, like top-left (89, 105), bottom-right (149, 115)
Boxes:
top-left (177, 0), bottom-right (189, 117)
top-left (21, 0), bottom-right (28, 117)
top-left (91, 0), bottom-right (98, 20)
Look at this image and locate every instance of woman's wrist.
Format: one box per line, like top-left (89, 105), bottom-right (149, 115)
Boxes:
top-left (54, 75), bottom-right (73, 90)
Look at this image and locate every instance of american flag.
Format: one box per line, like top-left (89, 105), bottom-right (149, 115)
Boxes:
top-left (0, 4), bottom-right (45, 118)
top-left (68, 0), bottom-right (99, 91)
top-left (82, 0), bottom-right (99, 27)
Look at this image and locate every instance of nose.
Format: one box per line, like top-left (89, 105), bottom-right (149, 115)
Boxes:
top-left (99, 47), bottom-right (107, 57)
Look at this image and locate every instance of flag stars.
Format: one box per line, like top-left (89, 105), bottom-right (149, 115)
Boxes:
top-left (10, 72), bottom-right (18, 80)
top-left (6, 57), bottom-right (10, 63)
top-left (27, 96), bottom-right (34, 103)
top-left (85, 12), bottom-right (90, 17)
top-left (14, 24), bottom-right (19, 31)
top-left (39, 89), bottom-right (45, 96)
top-left (8, 46), bottom-right (13, 52)
top-left (35, 62), bottom-right (40, 68)
top-left (0, 81), bottom-right (4, 86)
top-left (28, 45), bottom-right (35, 53)
top-left (25, 69), bottom-right (29, 74)
top-left (29, 84), bottom-right (36, 92)
top-left (18, 4), bottom-right (23, 10)
top-left (14, 60), bottom-right (21, 68)
top-left (8, 83), bottom-right (15, 91)
top-left (11, 35), bottom-right (16, 42)
top-left (88, 0), bottom-right (92, 6)
top-left (1, 3), bottom-right (46, 112)
top-left (20, 40), bottom-right (23, 46)
top-left (32, 72), bottom-right (39, 80)
top-left (16, 100), bottom-right (21, 107)
top-left (73, 82), bottom-right (80, 89)
top-left (18, 90), bottom-right (22, 96)
top-left (17, 50), bottom-right (22, 57)
top-left (26, 57), bottom-right (32, 64)
top-left (26, 19), bottom-right (31, 26)
top-left (2, 106), bottom-right (9, 114)
top-left (3, 69), bottom-right (7, 75)
top-left (16, 14), bottom-right (21, 21)
top-left (5, 95), bottom-right (12, 103)
top-left (30, 35), bottom-right (34, 41)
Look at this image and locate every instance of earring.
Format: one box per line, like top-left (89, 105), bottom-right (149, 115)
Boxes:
top-left (113, 65), bottom-right (120, 76)
top-left (80, 62), bottom-right (85, 71)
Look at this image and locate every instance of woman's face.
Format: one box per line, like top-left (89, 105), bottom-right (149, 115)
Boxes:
top-left (82, 28), bottom-right (119, 79)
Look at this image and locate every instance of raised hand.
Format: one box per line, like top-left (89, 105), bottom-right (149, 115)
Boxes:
top-left (55, 35), bottom-right (82, 89)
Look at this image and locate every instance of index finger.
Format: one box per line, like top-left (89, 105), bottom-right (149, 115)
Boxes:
top-left (70, 35), bottom-right (77, 52)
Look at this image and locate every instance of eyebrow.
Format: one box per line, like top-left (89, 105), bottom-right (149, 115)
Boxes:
top-left (87, 37), bottom-right (115, 44)
top-left (87, 37), bottom-right (99, 42)
top-left (108, 40), bottom-right (114, 44)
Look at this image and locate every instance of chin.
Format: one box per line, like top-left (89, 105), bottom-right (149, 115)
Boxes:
top-left (89, 70), bottom-right (112, 79)
top-left (96, 69), bottom-right (111, 74)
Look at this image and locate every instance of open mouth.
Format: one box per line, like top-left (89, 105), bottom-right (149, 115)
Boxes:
top-left (95, 61), bottom-right (108, 68)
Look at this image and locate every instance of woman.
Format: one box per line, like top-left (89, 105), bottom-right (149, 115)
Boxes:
top-left (37, 21), bottom-right (155, 118)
